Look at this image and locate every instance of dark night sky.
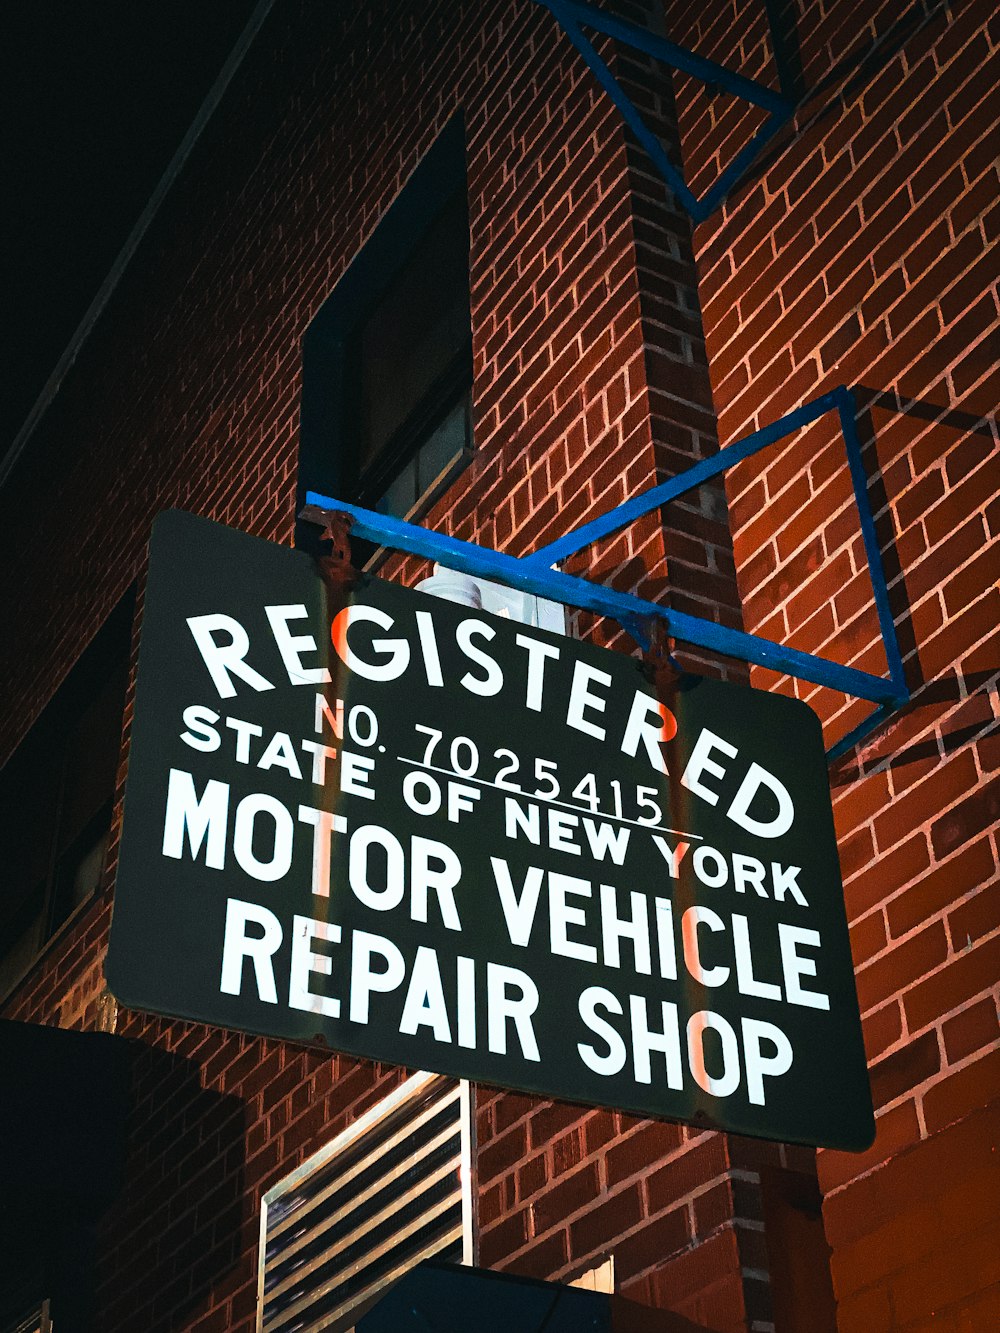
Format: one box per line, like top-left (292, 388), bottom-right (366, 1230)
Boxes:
top-left (1, 1), bottom-right (260, 454)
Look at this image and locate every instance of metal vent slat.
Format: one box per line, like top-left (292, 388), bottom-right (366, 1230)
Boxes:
top-left (3, 1304), bottom-right (52, 1333)
top-left (258, 1072), bottom-right (474, 1333)
top-left (265, 1115), bottom-right (462, 1275)
top-left (265, 1148), bottom-right (461, 1308)
top-left (266, 1079), bottom-right (461, 1243)
top-left (264, 1190), bottom-right (462, 1332)
top-left (288, 1222), bottom-right (465, 1333)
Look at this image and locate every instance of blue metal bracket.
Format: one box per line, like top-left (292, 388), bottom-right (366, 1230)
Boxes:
top-left (304, 386), bottom-right (909, 763)
top-left (534, 0), bottom-right (795, 223)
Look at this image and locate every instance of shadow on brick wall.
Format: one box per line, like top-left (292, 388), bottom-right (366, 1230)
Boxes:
top-left (724, 0), bottom-right (951, 199)
top-left (93, 1039), bottom-right (247, 1333)
top-left (810, 0), bottom-right (947, 104)
top-left (829, 385), bottom-right (997, 781)
top-left (851, 391), bottom-right (920, 678)
top-left (832, 668), bottom-right (998, 784)
top-left (858, 386), bottom-right (997, 442)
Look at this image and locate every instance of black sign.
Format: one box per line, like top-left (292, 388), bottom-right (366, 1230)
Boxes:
top-left (107, 510), bottom-right (874, 1150)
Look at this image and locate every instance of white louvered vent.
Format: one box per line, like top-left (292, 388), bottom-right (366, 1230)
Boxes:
top-left (4, 1303), bottom-right (51, 1333)
top-left (258, 1072), bottom-right (474, 1333)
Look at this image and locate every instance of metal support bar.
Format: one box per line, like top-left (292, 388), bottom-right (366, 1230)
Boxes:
top-left (535, 0), bottom-right (795, 222)
top-left (697, 110), bottom-right (789, 218)
top-left (541, 0), bottom-right (699, 218)
top-left (837, 388), bottom-right (907, 699)
top-left (303, 385), bottom-right (909, 763)
top-left (526, 390), bottom-right (841, 567)
top-left (303, 491), bottom-right (898, 709)
top-left (543, 0), bottom-right (791, 113)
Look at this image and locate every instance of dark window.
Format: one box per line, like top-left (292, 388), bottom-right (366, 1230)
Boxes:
top-left (298, 118), bottom-right (471, 551)
top-left (0, 592), bottom-right (133, 998)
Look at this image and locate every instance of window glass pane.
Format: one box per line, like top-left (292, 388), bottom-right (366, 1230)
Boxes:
top-left (57, 656), bottom-right (128, 858)
top-left (0, 591), bottom-right (132, 992)
top-left (0, 895), bottom-right (47, 999)
top-left (379, 457), bottom-right (418, 519)
top-left (50, 648), bottom-right (128, 933)
top-left (300, 123), bottom-right (474, 557)
top-left (50, 812), bottom-right (113, 933)
top-left (416, 393), bottom-right (469, 494)
top-left (0, 728), bottom-right (59, 954)
top-left (70, 826), bottom-right (111, 908)
top-left (357, 191), bottom-right (470, 475)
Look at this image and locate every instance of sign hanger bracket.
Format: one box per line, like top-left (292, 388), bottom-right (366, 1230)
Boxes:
top-left (303, 385), bottom-right (910, 763)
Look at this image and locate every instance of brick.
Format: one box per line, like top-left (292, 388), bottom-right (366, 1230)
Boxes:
top-left (833, 768), bottom-right (893, 839)
top-left (873, 749), bottom-right (979, 854)
top-left (615, 1205), bottom-right (691, 1282)
top-left (903, 516), bottom-right (985, 607)
top-left (942, 541), bottom-right (998, 620)
top-left (526, 1099), bottom-right (589, 1152)
top-left (645, 1134), bottom-right (728, 1214)
top-left (823, 1101), bottom-right (1000, 1252)
top-left (891, 1213), bottom-right (1000, 1326)
top-left (922, 1046), bottom-right (1000, 1134)
top-left (530, 1162), bottom-right (600, 1232)
top-left (835, 1283), bottom-right (894, 1333)
top-left (517, 1152), bottom-right (547, 1202)
top-left (479, 1123), bottom-right (528, 1183)
top-left (817, 1098), bottom-right (921, 1195)
top-left (949, 881), bottom-right (1000, 948)
top-left (832, 1143), bottom-right (1000, 1302)
top-left (862, 999), bottom-right (905, 1062)
top-left (479, 1180), bottom-right (505, 1228)
top-left (869, 1029), bottom-right (941, 1109)
top-left (921, 587), bottom-right (1000, 680)
top-left (651, 1224), bottom-right (742, 1307)
top-left (493, 1089), bottom-right (535, 1134)
top-left (904, 934), bottom-right (1000, 1032)
top-left (886, 837), bottom-right (997, 939)
top-left (986, 490), bottom-right (1000, 542)
top-left (583, 1109), bottom-right (618, 1155)
top-left (893, 464), bottom-right (945, 534)
top-left (849, 833), bottom-right (931, 921)
top-left (509, 1228), bottom-right (570, 1279)
top-left (839, 823), bottom-right (876, 880)
top-left (850, 909), bottom-right (888, 967)
top-left (942, 998), bottom-right (1000, 1065)
top-left (604, 1119), bottom-right (685, 1189)
top-left (568, 1184), bottom-right (643, 1259)
top-left (941, 688), bottom-right (999, 752)
top-left (855, 919), bottom-right (949, 1013)
top-left (480, 1207), bottom-right (530, 1263)
top-left (931, 776), bottom-right (1000, 860)
top-left (552, 1127), bottom-right (584, 1177)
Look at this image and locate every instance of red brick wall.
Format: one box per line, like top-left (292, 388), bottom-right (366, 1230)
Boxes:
top-left (0, 2), bottom-right (757, 1328)
top-left (668, 0), bottom-right (999, 1327)
top-left (0, 1), bottom-right (995, 1330)
top-left (472, 14), bottom-right (783, 1333)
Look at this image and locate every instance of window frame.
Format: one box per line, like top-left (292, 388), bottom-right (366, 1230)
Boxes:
top-left (297, 116), bottom-right (472, 553)
top-left (0, 590), bottom-right (134, 1004)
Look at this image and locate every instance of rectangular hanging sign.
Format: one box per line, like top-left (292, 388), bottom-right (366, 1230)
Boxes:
top-left (107, 510), bottom-right (874, 1150)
